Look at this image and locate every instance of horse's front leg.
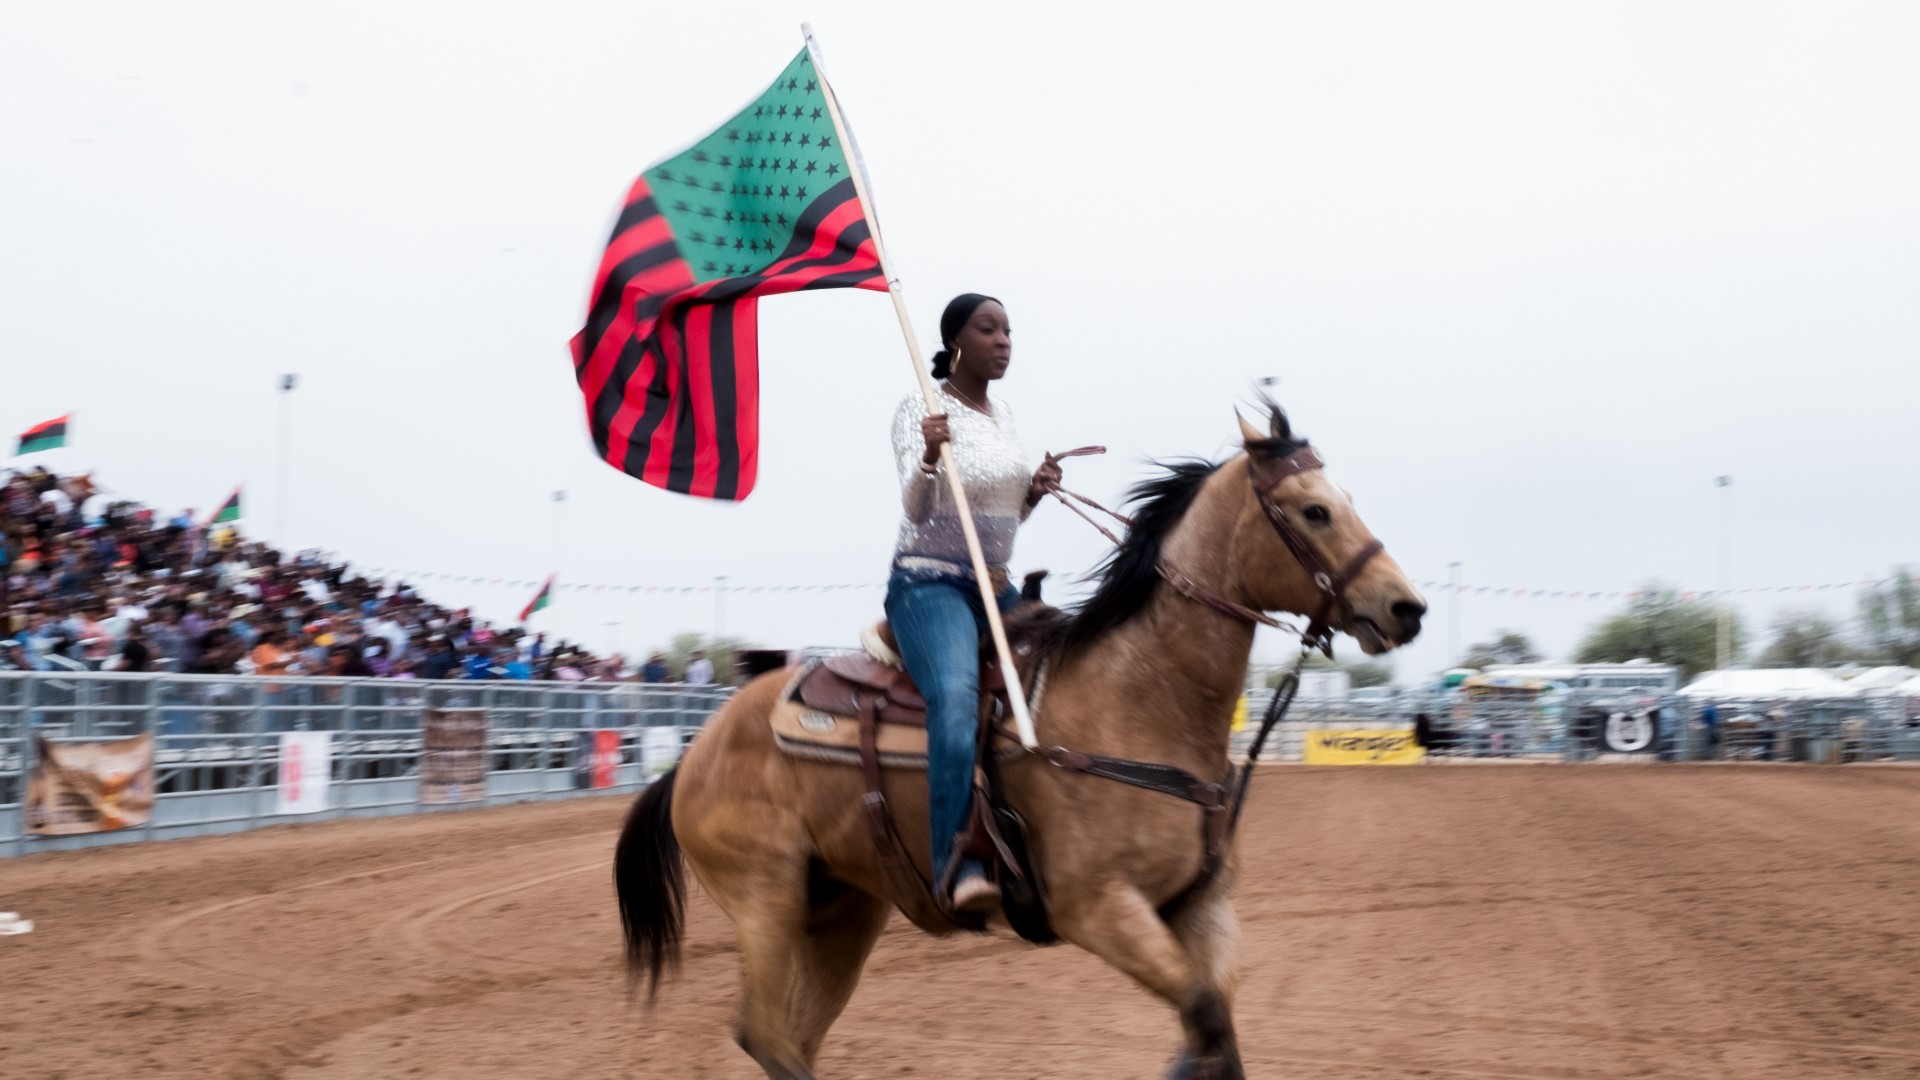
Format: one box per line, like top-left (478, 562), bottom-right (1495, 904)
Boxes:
top-left (1163, 886), bottom-right (1243, 1079)
top-left (1053, 885), bottom-right (1244, 1080)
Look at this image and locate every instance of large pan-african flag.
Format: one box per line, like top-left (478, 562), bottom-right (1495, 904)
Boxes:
top-left (570, 47), bottom-right (886, 500)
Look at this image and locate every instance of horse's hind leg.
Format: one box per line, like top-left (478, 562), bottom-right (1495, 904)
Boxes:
top-left (790, 876), bottom-right (891, 1067)
top-left (1054, 886), bottom-right (1245, 1080)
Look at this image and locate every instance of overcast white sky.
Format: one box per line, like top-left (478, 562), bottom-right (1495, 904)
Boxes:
top-left (6, 1), bottom-right (1917, 680)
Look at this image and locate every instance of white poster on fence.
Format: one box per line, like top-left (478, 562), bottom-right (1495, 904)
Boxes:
top-left (275, 731), bottom-right (332, 816)
top-left (642, 727), bottom-right (682, 777)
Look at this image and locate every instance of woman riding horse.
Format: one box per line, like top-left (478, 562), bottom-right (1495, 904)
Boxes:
top-left (886, 291), bottom-right (1061, 915)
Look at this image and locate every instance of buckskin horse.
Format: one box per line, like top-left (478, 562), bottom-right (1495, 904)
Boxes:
top-left (615, 404), bottom-right (1426, 1079)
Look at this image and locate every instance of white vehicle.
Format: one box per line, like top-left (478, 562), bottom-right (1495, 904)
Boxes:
top-left (1481, 660), bottom-right (1680, 696)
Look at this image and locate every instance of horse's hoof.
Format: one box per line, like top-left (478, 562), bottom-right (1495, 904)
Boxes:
top-left (1166, 1052), bottom-right (1231, 1080)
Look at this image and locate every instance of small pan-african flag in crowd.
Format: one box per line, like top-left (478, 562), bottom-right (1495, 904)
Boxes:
top-left (570, 45), bottom-right (886, 500)
top-left (16, 415), bottom-right (68, 456)
top-left (208, 487), bottom-right (242, 526)
top-left (520, 575), bottom-right (555, 622)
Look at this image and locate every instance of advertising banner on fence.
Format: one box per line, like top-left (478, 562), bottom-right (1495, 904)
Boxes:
top-left (420, 709), bottom-right (487, 804)
top-left (275, 731), bottom-right (332, 815)
top-left (26, 733), bottom-right (155, 835)
top-left (1304, 728), bottom-right (1426, 766)
top-left (643, 727), bottom-right (682, 777)
top-left (571, 730), bottom-right (622, 790)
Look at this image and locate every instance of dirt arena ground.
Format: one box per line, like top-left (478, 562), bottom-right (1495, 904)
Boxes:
top-left (5, 766), bottom-right (1920, 1080)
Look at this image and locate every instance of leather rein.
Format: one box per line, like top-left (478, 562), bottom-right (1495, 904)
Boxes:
top-left (1021, 442), bottom-right (1384, 911)
top-left (1037, 443), bottom-right (1384, 654)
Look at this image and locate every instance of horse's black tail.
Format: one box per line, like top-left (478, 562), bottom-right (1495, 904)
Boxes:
top-left (614, 765), bottom-right (685, 1000)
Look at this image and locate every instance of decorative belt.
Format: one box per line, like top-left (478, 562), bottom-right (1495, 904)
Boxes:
top-left (892, 556), bottom-right (1011, 594)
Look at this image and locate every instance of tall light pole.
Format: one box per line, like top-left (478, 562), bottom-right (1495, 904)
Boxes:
top-left (551, 490), bottom-right (567, 573)
top-left (1716, 475), bottom-right (1733, 672)
top-left (714, 575), bottom-right (728, 644)
top-left (275, 374), bottom-right (298, 545)
top-left (1448, 560), bottom-right (1463, 666)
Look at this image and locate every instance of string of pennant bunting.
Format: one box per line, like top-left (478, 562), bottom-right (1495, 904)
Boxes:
top-left (1408, 575), bottom-right (1920, 600)
top-left (351, 566), bottom-right (1919, 602)
top-left (354, 568), bottom-right (883, 594)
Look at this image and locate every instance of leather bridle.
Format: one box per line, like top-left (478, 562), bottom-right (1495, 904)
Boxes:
top-left (1153, 444), bottom-right (1383, 655)
top-left (1041, 442), bottom-right (1386, 656)
top-left (1240, 444), bottom-right (1384, 655)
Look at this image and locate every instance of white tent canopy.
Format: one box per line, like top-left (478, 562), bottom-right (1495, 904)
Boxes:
top-left (1891, 673), bottom-right (1920, 697)
top-left (1680, 668), bottom-right (1860, 700)
top-left (1844, 666), bottom-right (1919, 693)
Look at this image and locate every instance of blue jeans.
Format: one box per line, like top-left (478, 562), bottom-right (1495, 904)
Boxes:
top-left (883, 566), bottom-right (1019, 886)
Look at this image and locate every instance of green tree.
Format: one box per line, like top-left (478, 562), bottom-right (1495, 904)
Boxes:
top-left (1756, 610), bottom-right (1861, 668)
top-left (655, 633), bottom-right (754, 683)
top-left (1858, 568), bottom-right (1920, 666)
top-left (1266, 655), bottom-right (1393, 689)
top-left (1459, 630), bottom-right (1542, 669)
top-left (1575, 584), bottom-right (1742, 679)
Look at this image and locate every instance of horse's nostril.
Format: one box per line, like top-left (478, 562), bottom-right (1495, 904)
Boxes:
top-left (1391, 600), bottom-right (1425, 639)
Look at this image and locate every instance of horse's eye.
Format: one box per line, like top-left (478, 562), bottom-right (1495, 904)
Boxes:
top-left (1304, 505), bottom-right (1331, 525)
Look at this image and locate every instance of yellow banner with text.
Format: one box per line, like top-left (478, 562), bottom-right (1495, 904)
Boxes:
top-left (1303, 729), bottom-right (1425, 765)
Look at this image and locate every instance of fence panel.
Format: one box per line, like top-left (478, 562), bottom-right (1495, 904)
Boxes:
top-left (0, 671), bottom-right (733, 858)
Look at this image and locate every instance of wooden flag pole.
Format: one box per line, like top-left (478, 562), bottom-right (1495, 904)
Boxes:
top-left (802, 24), bottom-right (1040, 750)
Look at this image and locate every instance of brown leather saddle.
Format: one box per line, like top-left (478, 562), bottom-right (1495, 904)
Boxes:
top-left (775, 590), bottom-right (1058, 939)
top-left (769, 563), bottom-right (1279, 943)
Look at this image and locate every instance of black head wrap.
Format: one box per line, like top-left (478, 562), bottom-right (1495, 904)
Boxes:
top-left (929, 292), bottom-right (1000, 380)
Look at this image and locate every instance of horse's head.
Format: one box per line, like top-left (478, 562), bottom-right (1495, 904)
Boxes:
top-left (1230, 404), bottom-right (1425, 655)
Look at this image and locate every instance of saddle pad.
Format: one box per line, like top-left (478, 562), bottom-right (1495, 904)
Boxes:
top-left (769, 667), bottom-right (1022, 771)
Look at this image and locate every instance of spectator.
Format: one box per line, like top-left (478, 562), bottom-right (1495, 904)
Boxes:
top-left (498, 644), bottom-right (531, 681)
top-left (685, 649), bottom-right (714, 687)
top-left (190, 625), bottom-right (244, 675)
top-left (146, 609), bottom-right (189, 672)
top-left (0, 637), bottom-right (30, 671)
top-left (641, 653), bottom-right (669, 683)
top-left (418, 636), bottom-right (459, 680)
top-left (2, 466), bottom-right (643, 685)
top-left (251, 630), bottom-right (298, 679)
top-left (327, 643), bottom-right (374, 678)
top-left (1698, 702), bottom-right (1721, 760)
top-left (113, 623), bottom-right (153, 673)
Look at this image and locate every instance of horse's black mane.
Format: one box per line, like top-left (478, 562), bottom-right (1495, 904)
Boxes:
top-left (1028, 401), bottom-right (1308, 655)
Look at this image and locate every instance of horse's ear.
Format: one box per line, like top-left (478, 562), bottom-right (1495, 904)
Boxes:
top-left (1268, 404), bottom-right (1293, 443)
top-left (1236, 409), bottom-right (1268, 450)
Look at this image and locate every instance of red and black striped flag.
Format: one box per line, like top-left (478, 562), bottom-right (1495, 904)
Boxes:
top-left (570, 47), bottom-right (886, 500)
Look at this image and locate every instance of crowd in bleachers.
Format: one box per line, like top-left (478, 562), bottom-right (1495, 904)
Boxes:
top-left (1, 467), bottom-right (676, 682)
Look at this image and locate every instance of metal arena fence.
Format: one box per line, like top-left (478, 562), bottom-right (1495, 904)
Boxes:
top-left (1234, 687), bottom-right (1920, 764)
top-left (9, 672), bottom-right (1920, 858)
top-left (0, 671), bottom-right (731, 858)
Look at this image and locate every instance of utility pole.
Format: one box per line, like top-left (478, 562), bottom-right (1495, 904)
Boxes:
top-left (1716, 475), bottom-right (1732, 672)
top-left (275, 374), bottom-right (298, 545)
top-left (1448, 560), bottom-right (1463, 666)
